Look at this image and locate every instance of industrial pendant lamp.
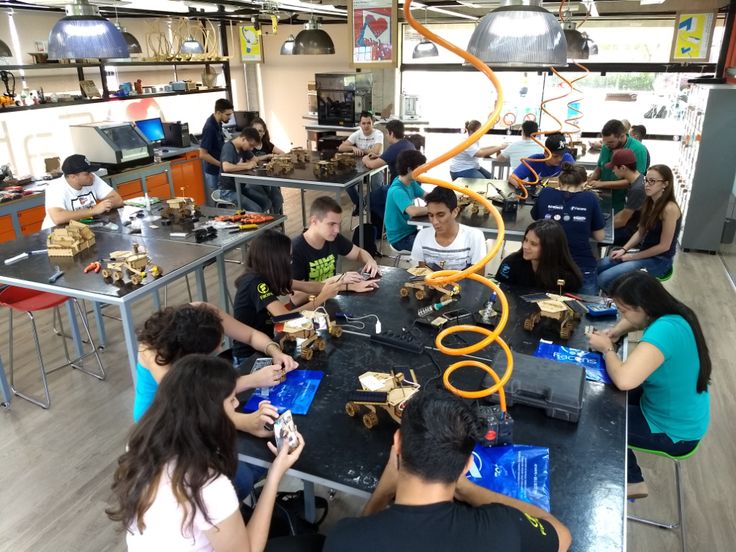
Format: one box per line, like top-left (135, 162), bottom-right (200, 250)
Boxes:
top-left (48, 0), bottom-right (129, 60)
top-left (412, 9), bottom-right (438, 59)
top-left (293, 15), bottom-right (335, 55)
top-left (280, 35), bottom-right (295, 55)
top-left (181, 35), bottom-right (205, 55)
top-left (112, 7), bottom-right (141, 55)
top-left (0, 40), bottom-right (12, 57)
top-left (562, 22), bottom-right (598, 59)
top-left (466, 0), bottom-right (567, 67)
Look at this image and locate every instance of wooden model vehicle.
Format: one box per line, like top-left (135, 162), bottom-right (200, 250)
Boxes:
top-left (47, 220), bottom-right (95, 257)
top-left (345, 370), bottom-right (420, 429)
top-left (214, 211), bottom-right (275, 224)
top-left (101, 244), bottom-right (163, 286)
top-left (523, 298), bottom-right (584, 340)
top-left (457, 194), bottom-right (489, 217)
top-left (313, 160), bottom-right (336, 178)
top-left (289, 147), bottom-right (310, 165)
top-left (277, 310), bottom-right (343, 361)
top-left (265, 155), bottom-right (294, 176)
top-left (160, 196), bottom-right (201, 222)
top-left (400, 266), bottom-right (461, 302)
top-left (333, 152), bottom-right (356, 170)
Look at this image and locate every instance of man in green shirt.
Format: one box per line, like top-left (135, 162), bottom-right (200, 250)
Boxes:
top-left (588, 119), bottom-right (649, 212)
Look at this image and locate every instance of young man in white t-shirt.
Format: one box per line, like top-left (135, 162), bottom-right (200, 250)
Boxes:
top-left (42, 154), bottom-right (124, 230)
top-left (411, 186), bottom-right (486, 271)
top-left (339, 111), bottom-right (385, 214)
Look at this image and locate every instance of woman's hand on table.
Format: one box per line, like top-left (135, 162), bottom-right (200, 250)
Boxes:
top-left (587, 330), bottom-right (614, 353)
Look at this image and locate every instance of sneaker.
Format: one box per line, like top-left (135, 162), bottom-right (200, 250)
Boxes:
top-left (627, 481), bottom-right (649, 499)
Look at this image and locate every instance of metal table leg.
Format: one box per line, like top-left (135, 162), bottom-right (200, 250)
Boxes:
top-left (119, 302), bottom-right (139, 385)
top-left (301, 189), bottom-right (307, 227)
top-left (195, 267), bottom-right (208, 302)
top-left (302, 480), bottom-right (317, 523)
top-left (0, 357), bottom-right (11, 409)
top-left (357, 179), bottom-right (365, 249)
top-left (91, 301), bottom-right (106, 349)
top-left (64, 300), bottom-right (84, 360)
top-left (152, 290), bottom-right (162, 311)
top-left (216, 253), bottom-right (231, 314)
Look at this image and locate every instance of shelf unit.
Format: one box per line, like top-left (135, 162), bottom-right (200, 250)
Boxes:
top-left (674, 84), bottom-right (736, 253)
top-left (0, 60), bottom-right (231, 108)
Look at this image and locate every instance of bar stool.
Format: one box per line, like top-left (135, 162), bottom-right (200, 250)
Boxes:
top-left (387, 242), bottom-right (411, 267)
top-left (657, 266), bottom-right (674, 282)
top-left (0, 286), bottom-right (106, 409)
top-left (627, 443), bottom-right (700, 552)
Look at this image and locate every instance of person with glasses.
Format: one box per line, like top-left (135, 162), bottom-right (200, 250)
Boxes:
top-left (250, 117), bottom-right (286, 160)
top-left (597, 164), bottom-right (681, 292)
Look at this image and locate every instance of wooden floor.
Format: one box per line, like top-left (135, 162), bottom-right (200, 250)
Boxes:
top-left (1, 187), bottom-right (735, 551)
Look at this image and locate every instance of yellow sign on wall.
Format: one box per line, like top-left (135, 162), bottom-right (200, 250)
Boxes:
top-left (671, 12), bottom-right (716, 62)
top-left (240, 25), bottom-right (262, 63)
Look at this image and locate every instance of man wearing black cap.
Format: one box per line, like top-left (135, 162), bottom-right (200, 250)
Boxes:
top-left (509, 134), bottom-right (575, 184)
top-left (42, 154), bottom-right (123, 230)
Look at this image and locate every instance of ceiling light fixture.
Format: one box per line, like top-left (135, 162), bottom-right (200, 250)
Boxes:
top-left (48, 0), bottom-right (129, 60)
top-left (112, 6), bottom-right (142, 55)
top-left (293, 15), bottom-right (334, 55)
top-left (466, 0), bottom-right (567, 67)
top-left (413, 8), bottom-right (438, 59)
top-left (280, 34), bottom-right (295, 55)
top-left (0, 39), bottom-right (11, 57)
top-left (562, 21), bottom-right (597, 59)
top-left (181, 34), bottom-right (204, 54)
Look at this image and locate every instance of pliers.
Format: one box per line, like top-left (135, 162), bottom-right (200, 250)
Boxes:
top-left (84, 261), bottom-right (101, 273)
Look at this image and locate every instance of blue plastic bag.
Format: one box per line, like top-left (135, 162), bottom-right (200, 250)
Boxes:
top-left (242, 370), bottom-right (324, 415)
top-left (534, 340), bottom-right (612, 385)
top-left (466, 444), bottom-right (551, 512)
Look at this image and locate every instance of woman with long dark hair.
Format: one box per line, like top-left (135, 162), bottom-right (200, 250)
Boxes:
top-left (251, 117), bottom-right (285, 158)
top-left (588, 271), bottom-right (710, 498)
top-left (531, 162), bottom-right (605, 294)
top-left (449, 120), bottom-right (507, 180)
top-left (495, 220), bottom-right (583, 292)
top-left (107, 355), bottom-right (306, 551)
top-left (597, 164), bottom-right (681, 292)
top-left (233, 230), bottom-right (340, 366)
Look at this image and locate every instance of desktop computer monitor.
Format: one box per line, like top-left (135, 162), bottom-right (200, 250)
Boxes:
top-left (135, 117), bottom-right (166, 144)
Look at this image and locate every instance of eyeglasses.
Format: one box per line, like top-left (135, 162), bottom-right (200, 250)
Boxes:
top-left (644, 178), bottom-right (666, 185)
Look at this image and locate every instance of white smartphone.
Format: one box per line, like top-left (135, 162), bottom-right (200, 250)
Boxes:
top-left (273, 409), bottom-right (298, 453)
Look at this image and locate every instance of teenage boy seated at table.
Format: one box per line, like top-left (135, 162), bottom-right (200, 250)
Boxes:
top-left (508, 134), bottom-right (574, 187)
top-left (361, 119), bottom-right (416, 184)
top-left (339, 111), bottom-right (385, 215)
top-left (325, 383), bottom-right (571, 552)
top-left (292, 196), bottom-right (380, 295)
top-left (410, 186), bottom-right (486, 271)
top-left (42, 154), bottom-right (124, 230)
top-left (607, 148), bottom-right (646, 246)
top-left (384, 149), bottom-right (428, 252)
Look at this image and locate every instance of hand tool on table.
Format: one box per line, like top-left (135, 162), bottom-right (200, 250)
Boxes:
top-left (4, 249), bottom-right (48, 265)
top-left (228, 224), bottom-right (258, 233)
top-left (84, 261), bottom-right (102, 273)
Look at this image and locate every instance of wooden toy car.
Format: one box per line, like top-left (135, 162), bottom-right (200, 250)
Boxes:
top-left (523, 298), bottom-right (585, 340)
top-left (313, 160), bottom-right (336, 178)
top-left (101, 244), bottom-right (163, 286)
top-left (457, 195), bottom-right (489, 217)
top-left (333, 152), bottom-right (356, 170)
top-left (277, 310), bottom-right (343, 361)
top-left (160, 196), bottom-right (201, 222)
top-left (345, 370), bottom-right (420, 429)
top-left (265, 155), bottom-right (294, 176)
top-left (400, 266), bottom-right (461, 302)
top-left (47, 220), bottom-right (95, 257)
top-left (289, 147), bottom-right (310, 165)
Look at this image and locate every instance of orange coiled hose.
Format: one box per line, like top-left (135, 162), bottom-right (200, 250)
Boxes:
top-left (403, 1), bottom-right (512, 407)
top-left (564, 62), bottom-right (590, 142)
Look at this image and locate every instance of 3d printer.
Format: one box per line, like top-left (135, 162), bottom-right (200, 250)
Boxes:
top-left (69, 122), bottom-right (153, 171)
top-left (316, 73), bottom-right (373, 127)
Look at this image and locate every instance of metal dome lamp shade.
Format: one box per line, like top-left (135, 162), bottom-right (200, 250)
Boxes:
top-left (562, 21), bottom-right (596, 60)
top-left (181, 35), bottom-right (204, 55)
top-left (48, 0), bottom-right (129, 60)
top-left (118, 28), bottom-right (142, 54)
top-left (280, 35), bottom-right (295, 55)
top-left (0, 40), bottom-right (12, 57)
top-left (412, 9), bottom-right (437, 59)
top-left (466, 0), bottom-right (567, 67)
top-left (293, 16), bottom-right (335, 55)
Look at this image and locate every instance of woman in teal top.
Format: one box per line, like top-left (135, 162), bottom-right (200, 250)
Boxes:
top-left (588, 271), bottom-right (711, 499)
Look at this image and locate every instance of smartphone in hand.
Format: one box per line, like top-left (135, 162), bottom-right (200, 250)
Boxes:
top-left (273, 409), bottom-right (299, 453)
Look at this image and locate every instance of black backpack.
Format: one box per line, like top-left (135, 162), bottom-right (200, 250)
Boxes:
top-left (352, 223), bottom-right (380, 257)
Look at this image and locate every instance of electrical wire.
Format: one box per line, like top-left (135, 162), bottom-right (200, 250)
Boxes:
top-left (403, 0), bottom-right (513, 409)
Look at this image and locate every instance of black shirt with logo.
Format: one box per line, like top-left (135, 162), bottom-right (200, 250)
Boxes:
top-left (496, 251), bottom-right (582, 292)
top-left (233, 273), bottom-right (279, 358)
top-left (291, 233), bottom-right (354, 282)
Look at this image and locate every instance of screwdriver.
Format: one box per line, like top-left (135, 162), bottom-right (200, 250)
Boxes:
top-left (228, 224), bottom-right (258, 234)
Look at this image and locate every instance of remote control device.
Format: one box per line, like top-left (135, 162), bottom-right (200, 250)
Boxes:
top-left (475, 405), bottom-right (514, 446)
top-left (587, 303), bottom-right (618, 317)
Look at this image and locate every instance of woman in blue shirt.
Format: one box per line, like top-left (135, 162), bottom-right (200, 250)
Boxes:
top-left (588, 271), bottom-right (711, 499)
top-left (531, 163), bottom-right (605, 295)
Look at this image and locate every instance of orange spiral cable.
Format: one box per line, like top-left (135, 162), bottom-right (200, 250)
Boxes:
top-left (564, 62), bottom-right (590, 142)
top-left (403, 1), bottom-right (512, 405)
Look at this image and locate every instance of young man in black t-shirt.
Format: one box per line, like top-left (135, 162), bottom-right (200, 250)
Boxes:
top-left (325, 384), bottom-right (571, 552)
top-left (291, 196), bottom-right (380, 296)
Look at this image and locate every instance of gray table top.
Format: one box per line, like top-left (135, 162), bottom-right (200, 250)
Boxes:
top-left (0, 230), bottom-right (218, 303)
top-left (222, 159), bottom-right (374, 191)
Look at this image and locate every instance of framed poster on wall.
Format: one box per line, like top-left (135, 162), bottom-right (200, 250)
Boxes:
top-left (348, 0), bottom-right (398, 67)
top-left (670, 12), bottom-right (717, 62)
top-left (240, 25), bottom-right (263, 63)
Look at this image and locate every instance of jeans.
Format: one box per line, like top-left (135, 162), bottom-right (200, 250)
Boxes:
top-left (204, 171), bottom-right (219, 206)
top-left (579, 270), bottom-right (599, 296)
top-left (596, 254), bottom-right (672, 293)
top-left (390, 229), bottom-right (418, 252)
top-left (251, 185), bottom-right (284, 214)
top-left (450, 166), bottom-right (493, 180)
top-left (627, 388), bottom-right (700, 484)
top-left (348, 172), bottom-right (384, 213)
top-left (221, 188), bottom-right (268, 213)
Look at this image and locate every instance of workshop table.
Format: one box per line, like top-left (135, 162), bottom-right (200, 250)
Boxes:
top-left (221, 159), bottom-right (381, 248)
top-left (236, 267), bottom-right (626, 551)
top-left (92, 205), bottom-right (286, 314)
top-left (411, 178), bottom-right (614, 245)
top-left (0, 231), bottom-right (219, 384)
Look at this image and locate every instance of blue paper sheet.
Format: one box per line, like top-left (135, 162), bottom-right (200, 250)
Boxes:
top-left (242, 370), bottom-right (324, 415)
top-left (534, 340), bottom-right (612, 385)
top-left (467, 444), bottom-right (551, 512)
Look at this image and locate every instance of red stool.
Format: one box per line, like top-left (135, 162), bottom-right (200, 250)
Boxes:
top-left (0, 286), bottom-right (105, 409)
